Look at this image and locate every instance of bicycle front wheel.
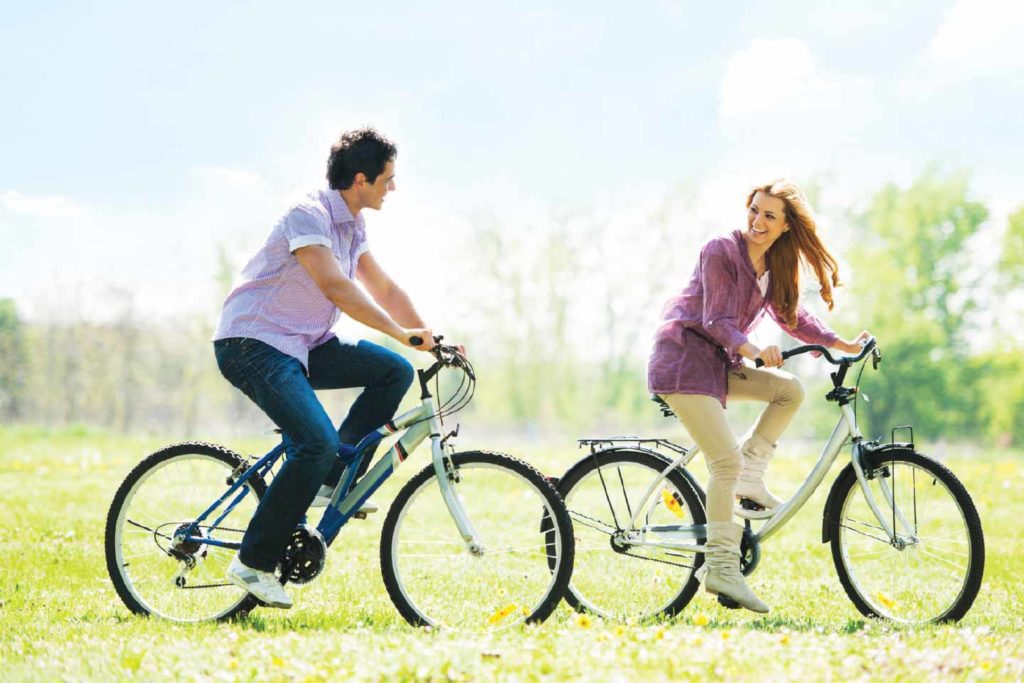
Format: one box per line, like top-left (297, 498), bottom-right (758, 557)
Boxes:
top-left (380, 451), bottom-right (574, 631)
top-left (828, 448), bottom-right (984, 624)
top-left (557, 449), bottom-right (706, 621)
top-left (105, 442), bottom-right (265, 622)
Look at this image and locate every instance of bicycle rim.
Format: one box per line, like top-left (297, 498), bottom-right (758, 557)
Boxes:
top-left (386, 460), bottom-right (568, 631)
top-left (564, 459), bottom-right (700, 620)
top-left (836, 459), bottom-right (974, 623)
top-left (111, 453), bottom-right (259, 622)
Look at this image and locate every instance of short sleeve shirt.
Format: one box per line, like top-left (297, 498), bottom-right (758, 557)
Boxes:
top-left (213, 188), bottom-right (369, 368)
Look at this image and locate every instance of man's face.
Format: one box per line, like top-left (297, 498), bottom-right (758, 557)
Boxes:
top-left (360, 160), bottom-right (396, 211)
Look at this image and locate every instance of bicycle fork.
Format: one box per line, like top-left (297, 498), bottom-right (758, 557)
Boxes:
top-left (845, 404), bottom-right (918, 548)
top-left (428, 413), bottom-right (484, 554)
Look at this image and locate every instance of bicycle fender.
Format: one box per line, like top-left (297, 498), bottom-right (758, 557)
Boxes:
top-left (558, 447), bottom-right (706, 507)
top-left (821, 444), bottom-right (916, 544)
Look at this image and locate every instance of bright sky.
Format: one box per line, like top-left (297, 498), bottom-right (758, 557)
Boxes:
top-left (2, 0), bottom-right (1022, 328)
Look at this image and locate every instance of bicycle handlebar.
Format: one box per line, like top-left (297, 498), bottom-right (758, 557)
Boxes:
top-left (754, 337), bottom-right (877, 368)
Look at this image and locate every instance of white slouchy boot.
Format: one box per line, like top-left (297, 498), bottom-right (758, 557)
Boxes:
top-left (735, 431), bottom-right (784, 510)
top-left (695, 521), bottom-right (769, 613)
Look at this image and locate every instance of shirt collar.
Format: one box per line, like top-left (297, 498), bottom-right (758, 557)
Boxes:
top-left (324, 188), bottom-right (362, 226)
top-left (731, 229), bottom-right (757, 278)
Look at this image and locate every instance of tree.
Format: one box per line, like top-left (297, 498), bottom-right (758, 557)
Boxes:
top-left (840, 168), bottom-right (988, 439)
top-left (0, 298), bottom-right (26, 420)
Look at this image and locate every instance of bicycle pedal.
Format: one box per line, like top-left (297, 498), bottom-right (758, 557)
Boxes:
top-left (353, 512), bottom-right (368, 520)
top-left (739, 498), bottom-right (766, 512)
top-left (717, 594), bottom-right (741, 609)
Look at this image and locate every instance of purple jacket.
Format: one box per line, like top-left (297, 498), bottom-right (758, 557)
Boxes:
top-left (647, 230), bottom-right (839, 407)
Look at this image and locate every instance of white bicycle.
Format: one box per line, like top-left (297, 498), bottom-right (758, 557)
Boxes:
top-left (555, 338), bottom-right (985, 624)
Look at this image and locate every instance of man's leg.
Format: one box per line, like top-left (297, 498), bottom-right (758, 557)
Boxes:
top-left (215, 338), bottom-right (340, 572)
top-left (307, 338), bottom-right (415, 486)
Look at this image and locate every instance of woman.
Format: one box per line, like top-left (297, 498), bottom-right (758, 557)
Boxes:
top-left (647, 179), bottom-right (870, 613)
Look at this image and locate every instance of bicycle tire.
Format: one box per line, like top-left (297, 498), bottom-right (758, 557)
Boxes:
top-left (380, 450), bottom-right (574, 630)
top-left (557, 448), bottom-right (706, 621)
top-left (827, 447), bottom-right (984, 624)
top-left (105, 442), bottom-right (265, 622)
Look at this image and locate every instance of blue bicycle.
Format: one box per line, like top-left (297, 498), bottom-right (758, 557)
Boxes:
top-left (104, 339), bottom-right (575, 629)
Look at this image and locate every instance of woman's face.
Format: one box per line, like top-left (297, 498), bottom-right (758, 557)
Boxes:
top-left (745, 191), bottom-right (789, 250)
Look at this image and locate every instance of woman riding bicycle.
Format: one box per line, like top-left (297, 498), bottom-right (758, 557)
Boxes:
top-left (647, 179), bottom-right (870, 613)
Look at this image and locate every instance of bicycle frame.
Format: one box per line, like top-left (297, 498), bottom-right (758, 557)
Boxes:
top-left (620, 400), bottom-right (903, 553)
top-left (175, 381), bottom-right (482, 554)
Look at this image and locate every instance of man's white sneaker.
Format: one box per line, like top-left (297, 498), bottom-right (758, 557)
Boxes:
top-left (310, 485), bottom-right (379, 514)
top-left (226, 555), bottom-right (293, 609)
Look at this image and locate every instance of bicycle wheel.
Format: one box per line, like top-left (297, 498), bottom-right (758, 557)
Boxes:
top-left (105, 442), bottom-right (265, 622)
top-left (557, 449), bottom-right (706, 621)
top-left (380, 451), bottom-right (574, 630)
top-left (828, 448), bottom-right (984, 624)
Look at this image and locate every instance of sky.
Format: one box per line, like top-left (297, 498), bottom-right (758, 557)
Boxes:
top-left (1, 0), bottom-right (1022, 329)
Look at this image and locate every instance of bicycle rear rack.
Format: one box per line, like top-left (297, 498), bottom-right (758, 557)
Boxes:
top-left (577, 437), bottom-right (689, 456)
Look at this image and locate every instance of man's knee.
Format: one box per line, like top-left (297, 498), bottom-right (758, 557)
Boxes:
top-left (387, 354), bottom-right (415, 391)
top-left (295, 428), bottom-right (341, 466)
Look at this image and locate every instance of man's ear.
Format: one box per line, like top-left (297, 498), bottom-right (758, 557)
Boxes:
top-left (353, 172), bottom-right (367, 187)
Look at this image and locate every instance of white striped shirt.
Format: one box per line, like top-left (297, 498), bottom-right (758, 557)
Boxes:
top-left (213, 188), bottom-right (369, 368)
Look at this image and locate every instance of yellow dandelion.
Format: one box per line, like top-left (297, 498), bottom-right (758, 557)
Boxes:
top-left (873, 591), bottom-right (897, 611)
top-left (487, 603), bottom-right (520, 625)
top-left (614, 625), bottom-right (627, 637)
top-left (654, 628), bottom-right (666, 641)
top-left (228, 659), bottom-right (239, 670)
top-left (780, 635), bottom-right (790, 646)
top-left (693, 613), bottom-right (709, 626)
top-left (721, 630), bottom-right (731, 641)
top-left (575, 614), bottom-right (593, 629)
top-left (271, 656), bottom-right (285, 668)
top-left (981, 661), bottom-right (992, 671)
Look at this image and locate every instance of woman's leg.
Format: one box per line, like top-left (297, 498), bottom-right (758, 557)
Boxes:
top-left (660, 393), bottom-right (768, 613)
top-left (658, 393), bottom-right (742, 524)
top-left (726, 367), bottom-right (806, 508)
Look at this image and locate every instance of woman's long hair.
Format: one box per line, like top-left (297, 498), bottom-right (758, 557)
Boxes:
top-left (748, 180), bottom-right (841, 328)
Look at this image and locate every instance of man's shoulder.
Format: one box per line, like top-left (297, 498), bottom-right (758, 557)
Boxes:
top-left (274, 191), bottom-right (333, 233)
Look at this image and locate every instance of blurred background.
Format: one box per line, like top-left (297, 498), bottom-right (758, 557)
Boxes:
top-left (1, 0), bottom-right (1022, 448)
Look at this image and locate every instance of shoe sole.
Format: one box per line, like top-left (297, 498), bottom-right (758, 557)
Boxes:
top-left (226, 572), bottom-right (292, 609)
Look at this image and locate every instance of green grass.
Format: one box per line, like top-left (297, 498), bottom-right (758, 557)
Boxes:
top-left (0, 426), bottom-right (1021, 681)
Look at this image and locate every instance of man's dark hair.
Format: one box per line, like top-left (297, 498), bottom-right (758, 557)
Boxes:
top-left (326, 128), bottom-right (398, 190)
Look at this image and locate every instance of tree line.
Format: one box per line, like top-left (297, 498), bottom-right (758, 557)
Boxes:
top-left (1, 169), bottom-right (1021, 445)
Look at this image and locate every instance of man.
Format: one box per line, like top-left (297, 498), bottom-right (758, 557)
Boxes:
top-left (213, 128), bottom-right (435, 608)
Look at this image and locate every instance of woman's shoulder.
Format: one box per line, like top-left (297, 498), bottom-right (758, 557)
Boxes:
top-left (700, 230), bottom-right (745, 259)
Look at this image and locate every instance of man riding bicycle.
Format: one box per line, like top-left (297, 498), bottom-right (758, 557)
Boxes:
top-left (213, 128), bottom-right (435, 608)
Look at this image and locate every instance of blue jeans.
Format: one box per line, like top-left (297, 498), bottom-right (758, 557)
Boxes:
top-left (214, 337), bottom-right (414, 571)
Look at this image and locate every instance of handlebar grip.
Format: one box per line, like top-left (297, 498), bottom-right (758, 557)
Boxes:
top-left (409, 336), bottom-right (423, 346)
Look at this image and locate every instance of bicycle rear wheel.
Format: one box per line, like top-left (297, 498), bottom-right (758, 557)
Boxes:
top-left (380, 451), bottom-right (574, 631)
top-left (828, 448), bottom-right (984, 623)
top-left (557, 449), bottom-right (706, 621)
top-left (105, 443), bottom-right (264, 622)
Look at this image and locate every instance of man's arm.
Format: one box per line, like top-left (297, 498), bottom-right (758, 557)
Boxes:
top-left (355, 251), bottom-right (426, 328)
top-left (294, 245), bottom-right (433, 350)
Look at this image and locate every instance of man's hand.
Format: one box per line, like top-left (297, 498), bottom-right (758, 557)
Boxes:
top-left (403, 329), bottom-right (436, 351)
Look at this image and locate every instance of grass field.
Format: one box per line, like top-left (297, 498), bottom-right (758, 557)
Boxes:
top-left (0, 425), bottom-right (1021, 682)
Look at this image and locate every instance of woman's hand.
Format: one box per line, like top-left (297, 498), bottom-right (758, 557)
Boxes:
top-left (754, 344), bottom-right (785, 368)
top-left (833, 330), bottom-right (872, 355)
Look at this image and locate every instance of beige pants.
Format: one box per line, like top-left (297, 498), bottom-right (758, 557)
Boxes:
top-left (660, 367), bottom-right (805, 524)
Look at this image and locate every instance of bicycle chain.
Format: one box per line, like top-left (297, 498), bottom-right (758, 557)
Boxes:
top-left (568, 509), bottom-right (699, 570)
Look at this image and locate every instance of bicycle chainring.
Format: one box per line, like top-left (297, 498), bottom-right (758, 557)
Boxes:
top-left (279, 524), bottom-right (327, 585)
